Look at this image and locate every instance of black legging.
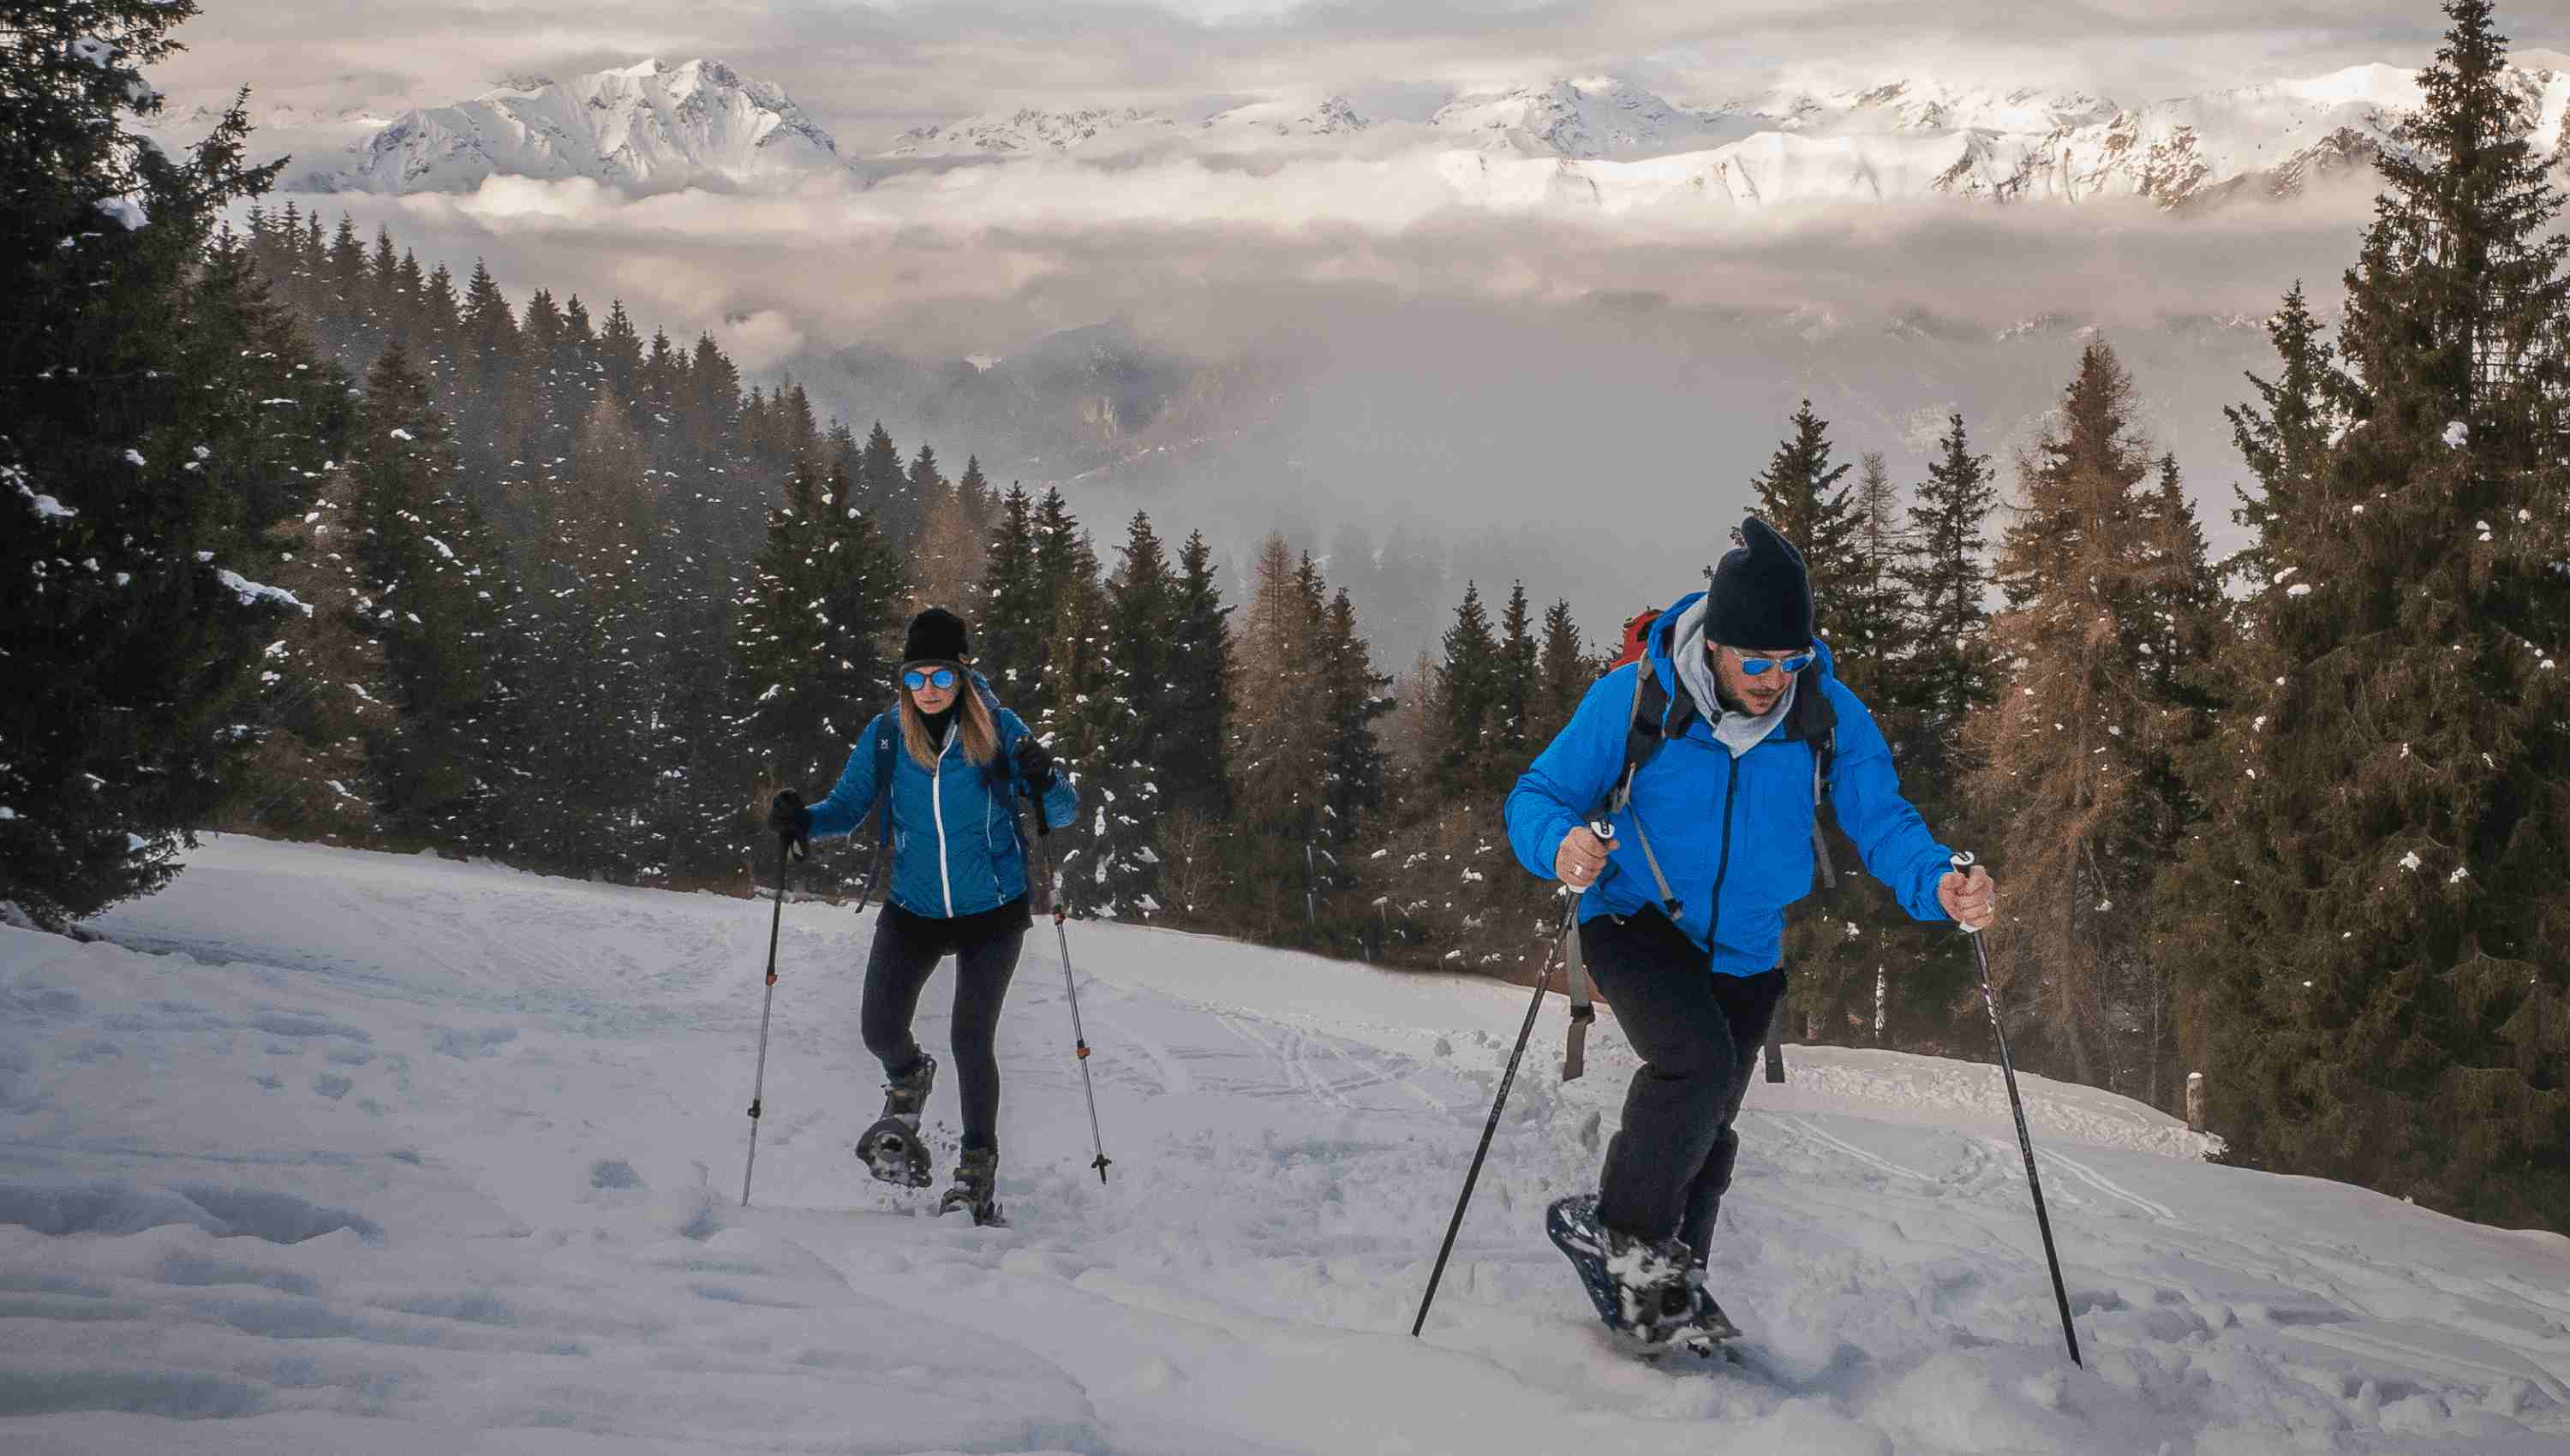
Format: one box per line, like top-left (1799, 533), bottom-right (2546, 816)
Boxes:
top-left (1581, 907), bottom-right (1787, 1265)
top-left (861, 899), bottom-right (1029, 1154)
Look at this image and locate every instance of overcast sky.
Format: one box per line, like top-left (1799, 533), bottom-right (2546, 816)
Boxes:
top-left (155, 0), bottom-right (2562, 148)
top-left (143, 0), bottom-right (2570, 636)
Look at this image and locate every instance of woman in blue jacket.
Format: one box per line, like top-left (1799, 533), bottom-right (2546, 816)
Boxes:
top-left (768, 607), bottom-right (1078, 1225)
top-left (1505, 516), bottom-right (1994, 1343)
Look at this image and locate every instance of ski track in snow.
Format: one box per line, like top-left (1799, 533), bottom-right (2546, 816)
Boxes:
top-left (2, 835), bottom-right (2566, 1453)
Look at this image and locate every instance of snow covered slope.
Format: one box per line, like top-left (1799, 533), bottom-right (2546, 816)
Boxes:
top-left (5, 836), bottom-right (2566, 1453)
top-left (295, 59), bottom-right (852, 194)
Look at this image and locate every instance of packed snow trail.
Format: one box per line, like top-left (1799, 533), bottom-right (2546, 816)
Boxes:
top-left (3, 838), bottom-right (2566, 1453)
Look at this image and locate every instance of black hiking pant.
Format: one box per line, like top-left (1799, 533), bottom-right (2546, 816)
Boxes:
top-left (862, 898), bottom-right (1030, 1155)
top-left (1582, 907), bottom-right (1787, 1267)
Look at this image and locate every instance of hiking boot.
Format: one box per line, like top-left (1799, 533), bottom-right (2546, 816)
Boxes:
top-left (881, 1053), bottom-right (936, 1124)
top-left (1599, 1225), bottom-right (1697, 1341)
top-left (938, 1147), bottom-right (1003, 1226)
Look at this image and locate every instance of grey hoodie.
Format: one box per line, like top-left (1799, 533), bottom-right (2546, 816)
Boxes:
top-left (1669, 596), bottom-right (1795, 760)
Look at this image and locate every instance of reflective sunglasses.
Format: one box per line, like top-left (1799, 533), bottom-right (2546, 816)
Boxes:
top-left (1724, 646), bottom-right (1814, 677)
top-left (902, 665), bottom-right (960, 692)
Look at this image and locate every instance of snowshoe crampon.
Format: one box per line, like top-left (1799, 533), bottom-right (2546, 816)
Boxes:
top-left (855, 1117), bottom-right (934, 1188)
top-left (1546, 1193), bottom-right (1737, 1358)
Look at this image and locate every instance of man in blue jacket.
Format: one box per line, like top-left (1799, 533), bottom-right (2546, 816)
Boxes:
top-left (1506, 515), bottom-right (1994, 1337)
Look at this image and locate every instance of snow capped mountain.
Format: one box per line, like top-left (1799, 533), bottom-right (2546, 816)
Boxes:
top-left (1709, 79), bottom-right (2121, 140)
top-left (887, 106), bottom-right (1178, 158)
top-left (885, 96), bottom-right (1368, 158)
top-left (297, 58), bottom-right (852, 194)
top-left (1429, 76), bottom-right (1726, 159)
top-left (219, 53), bottom-right (2570, 217)
top-left (1198, 94), bottom-right (1369, 140)
top-left (1436, 59), bottom-right (2570, 213)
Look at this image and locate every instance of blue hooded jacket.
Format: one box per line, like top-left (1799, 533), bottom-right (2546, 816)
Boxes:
top-left (1504, 591), bottom-right (1955, 976)
top-left (804, 680), bottom-right (1079, 920)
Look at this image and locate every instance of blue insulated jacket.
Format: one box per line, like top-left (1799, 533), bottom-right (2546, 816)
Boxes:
top-left (1504, 591), bottom-right (1955, 976)
top-left (804, 689), bottom-right (1079, 920)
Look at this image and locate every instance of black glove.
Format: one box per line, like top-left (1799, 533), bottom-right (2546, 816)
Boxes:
top-left (767, 789), bottom-right (810, 838)
top-left (1012, 736), bottom-right (1055, 790)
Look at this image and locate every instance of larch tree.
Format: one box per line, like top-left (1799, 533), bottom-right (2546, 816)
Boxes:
top-left (1964, 342), bottom-right (2198, 1094)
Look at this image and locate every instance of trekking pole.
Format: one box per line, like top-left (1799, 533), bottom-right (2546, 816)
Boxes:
top-left (741, 830), bottom-right (801, 1207)
top-left (1955, 851), bottom-right (2082, 1368)
top-left (1031, 807), bottom-right (1113, 1184)
top-left (1412, 819), bottom-right (1608, 1338)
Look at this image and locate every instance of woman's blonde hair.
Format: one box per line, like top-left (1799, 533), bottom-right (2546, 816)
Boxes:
top-left (898, 669), bottom-right (999, 772)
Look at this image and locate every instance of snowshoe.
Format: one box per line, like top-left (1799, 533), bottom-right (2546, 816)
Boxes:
top-left (938, 1147), bottom-right (1005, 1227)
top-left (854, 1053), bottom-right (936, 1189)
top-left (1546, 1193), bottom-right (1736, 1358)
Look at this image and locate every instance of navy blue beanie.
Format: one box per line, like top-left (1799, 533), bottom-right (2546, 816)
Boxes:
top-left (903, 607), bottom-right (970, 664)
top-left (1705, 516), bottom-right (1814, 649)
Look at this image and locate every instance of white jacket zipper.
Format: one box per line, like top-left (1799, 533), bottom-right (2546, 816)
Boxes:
top-left (932, 725), bottom-right (956, 916)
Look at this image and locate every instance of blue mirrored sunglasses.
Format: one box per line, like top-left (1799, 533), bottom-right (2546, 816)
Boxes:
top-left (1732, 649), bottom-right (1813, 677)
top-left (903, 666), bottom-right (959, 692)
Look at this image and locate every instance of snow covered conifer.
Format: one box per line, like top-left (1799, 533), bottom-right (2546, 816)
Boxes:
top-left (2161, 0), bottom-right (2570, 1227)
top-left (1160, 530), bottom-right (1235, 822)
top-left (977, 485), bottom-right (1045, 698)
top-left (1091, 512), bottom-right (1179, 916)
top-left (732, 456), bottom-right (903, 861)
top-left (342, 342), bottom-right (505, 849)
top-left (0, 0), bottom-right (342, 927)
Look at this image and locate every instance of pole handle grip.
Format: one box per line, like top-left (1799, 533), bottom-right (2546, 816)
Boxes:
top-left (1951, 850), bottom-right (1984, 935)
top-left (1568, 818), bottom-right (1616, 898)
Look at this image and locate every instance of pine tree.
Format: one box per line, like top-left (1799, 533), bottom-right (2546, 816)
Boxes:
top-left (457, 260), bottom-right (517, 420)
top-left (1749, 400), bottom-right (1862, 631)
top-left (977, 486), bottom-right (1046, 697)
top-left (1530, 600), bottom-right (1588, 747)
top-left (0, 7), bottom-right (344, 927)
top-left (1895, 413), bottom-right (2002, 780)
top-left (1497, 582), bottom-right (1537, 760)
top-left (853, 421), bottom-right (909, 546)
top-left (342, 343), bottom-right (505, 847)
top-left (1162, 530), bottom-right (1234, 822)
top-left (2223, 281), bottom-right (2344, 591)
top-left (595, 300), bottom-right (645, 415)
top-left (511, 394), bottom-right (662, 877)
top-left (1092, 513), bottom-right (1179, 914)
top-left (2159, 0), bottom-right (2570, 1227)
top-left (733, 456), bottom-right (903, 799)
top-left (1436, 582), bottom-right (1503, 797)
top-left (1316, 586), bottom-right (1393, 845)
top-left (684, 335), bottom-right (743, 467)
top-left (1784, 447), bottom-right (1926, 1048)
top-left (222, 482), bottom-right (396, 844)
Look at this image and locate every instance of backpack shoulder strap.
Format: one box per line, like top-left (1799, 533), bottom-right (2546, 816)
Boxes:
top-left (1603, 659), bottom-right (1687, 920)
top-left (871, 711), bottom-right (900, 847)
top-left (1610, 662), bottom-right (1682, 813)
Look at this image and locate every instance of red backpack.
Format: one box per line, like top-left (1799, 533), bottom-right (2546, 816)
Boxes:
top-left (1609, 608), bottom-right (1660, 670)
